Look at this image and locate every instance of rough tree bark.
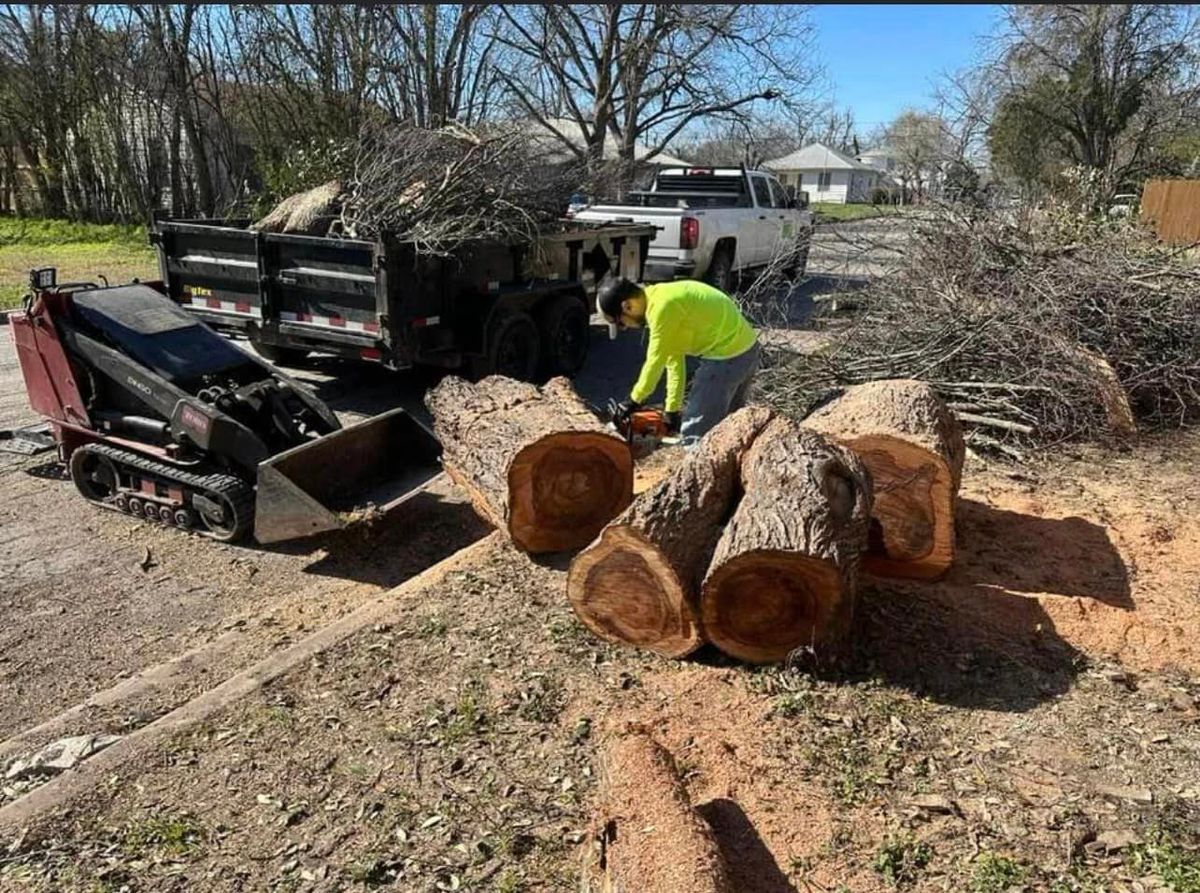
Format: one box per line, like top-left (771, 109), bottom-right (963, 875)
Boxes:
top-left (567, 407), bottom-right (775, 657)
top-left (701, 418), bottom-right (873, 665)
top-left (581, 727), bottom-right (732, 893)
top-left (802, 379), bottom-right (964, 580)
top-left (425, 375), bottom-right (633, 553)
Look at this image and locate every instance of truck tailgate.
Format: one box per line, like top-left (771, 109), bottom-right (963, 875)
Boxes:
top-left (574, 206), bottom-right (684, 254)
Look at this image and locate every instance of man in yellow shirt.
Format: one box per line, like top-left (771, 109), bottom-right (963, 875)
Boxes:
top-left (597, 276), bottom-right (760, 444)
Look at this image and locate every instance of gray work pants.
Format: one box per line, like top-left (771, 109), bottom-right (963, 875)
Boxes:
top-left (680, 341), bottom-right (761, 446)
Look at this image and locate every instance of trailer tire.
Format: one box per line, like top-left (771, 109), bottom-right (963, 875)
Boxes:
top-left (705, 243), bottom-right (736, 294)
top-left (250, 333), bottom-right (309, 367)
top-left (479, 311), bottom-right (540, 381)
top-left (536, 294), bottom-right (590, 378)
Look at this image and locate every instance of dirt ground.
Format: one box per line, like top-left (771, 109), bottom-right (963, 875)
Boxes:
top-left (3, 431), bottom-right (1199, 892)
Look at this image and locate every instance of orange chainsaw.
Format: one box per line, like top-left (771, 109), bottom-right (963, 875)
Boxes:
top-left (605, 399), bottom-right (672, 455)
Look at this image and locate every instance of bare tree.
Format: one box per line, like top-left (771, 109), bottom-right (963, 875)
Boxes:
top-left (494, 5), bottom-right (818, 167)
top-left (883, 109), bottom-right (952, 201)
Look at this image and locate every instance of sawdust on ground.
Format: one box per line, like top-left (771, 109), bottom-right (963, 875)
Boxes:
top-left (3, 432), bottom-right (1200, 891)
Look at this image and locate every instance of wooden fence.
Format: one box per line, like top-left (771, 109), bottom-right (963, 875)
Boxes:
top-left (1141, 179), bottom-right (1200, 245)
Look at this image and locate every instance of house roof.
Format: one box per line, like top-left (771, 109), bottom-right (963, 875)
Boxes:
top-left (763, 142), bottom-right (876, 172)
top-left (529, 117), bottom-right (691, 167)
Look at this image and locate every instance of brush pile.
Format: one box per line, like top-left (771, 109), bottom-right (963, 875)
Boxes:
top-left (748, 207), bottom-right (1200, 456)
top-left (253, 123), bottom-right (632, 255)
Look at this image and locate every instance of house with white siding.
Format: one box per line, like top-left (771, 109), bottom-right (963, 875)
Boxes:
top-left (763, 142), bottom-right (881, 204)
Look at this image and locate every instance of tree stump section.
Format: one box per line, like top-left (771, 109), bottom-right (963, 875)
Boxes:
top-left (701, 418), bottom-right (873, 664)
top-left (425, 375), bottom-right (633, 553)
top-left (581, 727), bottom-right (732, 893)
top-left (567, 407), bottom-right (775, 658)
top-left (803, 379), bottom-right (965, 579)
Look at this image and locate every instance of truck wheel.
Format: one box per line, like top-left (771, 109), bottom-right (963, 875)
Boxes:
top-left (784, 239), bottom-right (810, 282)
top-left (705, 244), bottom-right (735, 294)
top-left (250, 332), bottom-right (309, 367)
top-left (480, 311), bottom-right (540, 381)
top-left (536, 295), bottom-right (590, 377)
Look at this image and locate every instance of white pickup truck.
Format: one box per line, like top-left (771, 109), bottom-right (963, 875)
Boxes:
top-left (573, 166), bottom-right (813, 292)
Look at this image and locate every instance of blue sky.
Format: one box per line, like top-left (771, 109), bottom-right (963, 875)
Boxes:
top-left (811, 4), bottom-right (1003, 133)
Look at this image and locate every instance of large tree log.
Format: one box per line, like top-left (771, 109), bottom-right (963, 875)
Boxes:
top-left (701, 418), bottom-right (873, 664)
top-left (567, 407), bottom-right (775, 658)
top-left (802, 379), bottom-right (965, 580)
top-left (581, 727), bottom-right (732, 893)
top-left (425, 375), bottom-right (632, 553)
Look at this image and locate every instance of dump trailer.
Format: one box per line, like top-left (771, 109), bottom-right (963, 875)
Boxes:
top-left (10, 268), bottom-right (441, 545)
top-left (151, 218), bottom-right (655, 378)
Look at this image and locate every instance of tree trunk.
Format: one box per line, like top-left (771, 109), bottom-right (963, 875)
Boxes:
top-left (581, 727), bottom-right (732, 893)
top-left (701, 418), bottom-right (873, 665)
top-left (802, 379), bottom-right (964, 580)
top-left (425, 375), bottom-right (633, 553)
top-left (567, 407), bottom-right (774, 657)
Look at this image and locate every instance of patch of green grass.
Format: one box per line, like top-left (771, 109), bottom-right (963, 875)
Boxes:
top-left (811, 202), bottom-right (902, 222)
top-left (1128, 827), bottom-right (1200, 892)
top-left (873, 836), bottom-right (932, 887)
top-left (771, 691), bottom-right (812, 718)
top-left (0, 216), bottom-right (156, 309)
top-left (122, 812), bottom-right (205, 858)
top-left (415, 614), bottom-right (448, 638)
top-left (496, 868), bottom-right (525, 893)
top-left (437, 679), bottom-right (491, 744)
top-left (970, 853), bottom-right (1026, 893)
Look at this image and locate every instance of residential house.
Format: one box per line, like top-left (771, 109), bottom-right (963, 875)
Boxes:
top-left (763, 141), bottom-right (880, 204)
top-left (528, 117), bottom-right (691, 168)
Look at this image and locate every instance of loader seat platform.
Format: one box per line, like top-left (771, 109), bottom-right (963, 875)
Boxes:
top-left (72, 285), bottom-right (252, 383)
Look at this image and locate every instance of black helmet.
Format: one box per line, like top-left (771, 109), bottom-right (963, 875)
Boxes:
top-left (595, 276), bottom-right (642, 324)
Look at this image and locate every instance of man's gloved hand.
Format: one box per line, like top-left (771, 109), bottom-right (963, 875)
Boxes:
top-left (663, 411), bottom-right (681, 435)
top-left (611, 398), bottom-right (639, 429)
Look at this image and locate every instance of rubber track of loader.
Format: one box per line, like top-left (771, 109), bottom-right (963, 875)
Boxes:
top-left (80, 442), bottom-right (256, 542)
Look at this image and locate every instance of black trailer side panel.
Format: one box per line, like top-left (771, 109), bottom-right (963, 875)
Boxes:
top-left (154, 223), bottom-right (262, 326)
top-left (267, 234), bottom-right (379, 343)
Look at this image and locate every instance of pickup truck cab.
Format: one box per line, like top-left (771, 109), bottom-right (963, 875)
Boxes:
top-left (573, 166), bottom-right (813, 291)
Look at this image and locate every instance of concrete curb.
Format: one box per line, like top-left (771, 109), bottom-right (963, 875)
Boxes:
top-left (0, 532), bottom-right (499, 837)
top-left (0, 629), bottom-right (247, 765)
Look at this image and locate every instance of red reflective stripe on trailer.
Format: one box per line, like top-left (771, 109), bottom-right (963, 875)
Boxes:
top-left (363, 321), bottom-right (380, 333)
top-left (328, 316), bottom-right (346, 328)
top-left (360, 347), bottom-right (382, 361)
top-left (235, 301), bottom-right (251, 314)
top-left (206, 298), bottom-right (221, 309)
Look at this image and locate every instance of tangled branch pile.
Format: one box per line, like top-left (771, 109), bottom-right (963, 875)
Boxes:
top-left (750, 208), bottom-right (1200, 455)
top-left (254, 123), bottom-right (637, 254)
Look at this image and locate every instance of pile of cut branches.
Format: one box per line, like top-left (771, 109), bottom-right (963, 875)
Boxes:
top-left (746, 207), bottom-right (1200, 456)
top-left (253, 123), bottom-right (638, 255)
top-left (339, 124), bottom-right (609, 254)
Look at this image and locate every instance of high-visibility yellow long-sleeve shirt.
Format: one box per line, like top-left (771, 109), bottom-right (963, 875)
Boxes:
top-left (628, 280), bottom-right (757, 412)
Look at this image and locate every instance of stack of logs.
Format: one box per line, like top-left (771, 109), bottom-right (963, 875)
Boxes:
top-left (427, 375), bottom-right (964, 665)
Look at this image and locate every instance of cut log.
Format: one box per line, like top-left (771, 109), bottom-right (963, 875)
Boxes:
top-left (802, 379), bottom-right (965, 580)
top-left (424, 375), bottom-right (632, 553)
top-left (701, 418), bottom-right (872, 664)
top-left (251, 180), bottom-right (343, 235)
top-left (581, 727), bottom-right (731, 893)
top-left (567, 407), bottom-right (775, 658)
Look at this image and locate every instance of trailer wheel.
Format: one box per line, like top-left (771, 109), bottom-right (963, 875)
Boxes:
top-left (479, 311), bottom-right (540, 381)
top-left (536, 295), bottom-right (590, 377)
top-left (250, 332), bottom-right (309, 367)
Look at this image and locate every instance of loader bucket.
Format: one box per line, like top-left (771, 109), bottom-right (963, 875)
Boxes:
top-left (254, 408), bottom-right (443, 544)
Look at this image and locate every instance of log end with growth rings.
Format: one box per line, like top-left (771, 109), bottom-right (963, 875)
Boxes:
top-left (850, 434), bottom-right (957, 580)
top-left (700, 550), bottom-right (844, 664)
top-left (507, 431), bottom-right (633, 553)
top-left (567, 526), bottom-right (703, 658)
